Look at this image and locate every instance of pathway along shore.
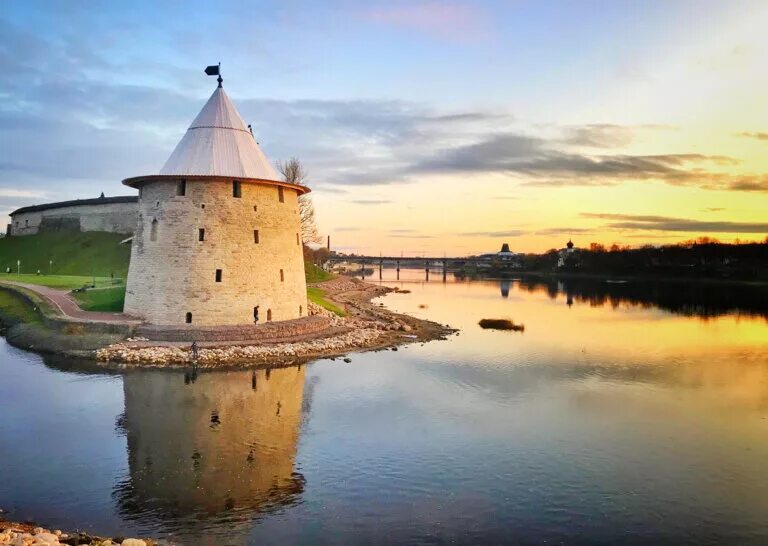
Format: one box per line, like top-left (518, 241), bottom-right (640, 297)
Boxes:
top-left (0, 277), bottom-right (455, 367)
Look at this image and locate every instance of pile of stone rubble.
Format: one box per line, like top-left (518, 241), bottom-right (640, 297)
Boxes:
top-left (96, 319), bottom-right (391, 366)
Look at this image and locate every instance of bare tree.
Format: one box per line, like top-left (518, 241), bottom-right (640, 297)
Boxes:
top-left (276, 157), bottom-right (321, 244)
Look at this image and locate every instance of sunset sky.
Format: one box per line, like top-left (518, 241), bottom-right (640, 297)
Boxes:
top-left (1, 0), bottom-right (768, 255)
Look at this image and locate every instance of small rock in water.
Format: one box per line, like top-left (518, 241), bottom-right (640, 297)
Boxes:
top-left (343, 357), bottom-right (351, 363)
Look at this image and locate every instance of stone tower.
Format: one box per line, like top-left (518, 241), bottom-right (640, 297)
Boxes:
top-left (123, 79), bottom-right (309, 326)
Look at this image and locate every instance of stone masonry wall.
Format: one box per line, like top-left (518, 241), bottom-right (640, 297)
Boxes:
top-left (124, 178), bottom-right (308, 326)
top-left (10, 201), bottom-right (138, 236)
top-left (136, 315), bottom-right (331, 342)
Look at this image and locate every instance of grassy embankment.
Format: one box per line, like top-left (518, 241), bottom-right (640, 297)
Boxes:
top-left (0, 232), bottom-right (342, 315)
top-left (0, 231), bottom-right (130, 312)
top-left (0, 288), bottom-right (43, 326)
top-left (307, 287), bottom-right (346, 316)
top-left (305, 263), bottom-right (346, 316)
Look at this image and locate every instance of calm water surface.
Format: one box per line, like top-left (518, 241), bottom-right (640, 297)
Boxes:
top-left (1, 276), bottom-right (768, 545)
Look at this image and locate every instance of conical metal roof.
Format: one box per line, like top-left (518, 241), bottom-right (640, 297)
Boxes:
top-left (158, 87), bottom-right (280, 181)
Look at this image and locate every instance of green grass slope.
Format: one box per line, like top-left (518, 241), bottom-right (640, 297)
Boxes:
top-left (0, 232), bottom-right (131, 279)
top-left (71, 286), bottom-right (126, 312)
top-left (307, 287), bottom-right (346, 316)
top-left (305, 261), bottom-right (335, 283)
top-left (0, 287), bottom-right (43, 325)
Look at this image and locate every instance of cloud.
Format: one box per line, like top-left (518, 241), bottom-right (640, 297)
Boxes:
top-left (334, 227), bottom-right (363, 232)
top-left (0, 188), bottom-right (47, 199)
top-left (581, 213), bottom-right (768, 234)
top-left (561, 124), bottom-right (636, 148)
top-left (459, 229), bottom-right (527, 237)
top-left (410, 133), bottom-right (759, 192)
top-left (701, 207), bottom-right (725, 212)
top-left (349, 199), bottom-right (392, 205)
top-left (360, 2), bottom-right (488, 40)
top-left (736, 132), bottom-right (768, 141)
top-left (532, 227), bottom-right (594, 236)
top-left (727, 177), bottom-right (768, 192)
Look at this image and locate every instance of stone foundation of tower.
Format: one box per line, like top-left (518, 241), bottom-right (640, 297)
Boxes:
top-left (124, 178), bottom-right (308, 326)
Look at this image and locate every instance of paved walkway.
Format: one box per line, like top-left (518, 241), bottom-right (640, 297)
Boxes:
top-left (0, 281), bottom-right (141, 324)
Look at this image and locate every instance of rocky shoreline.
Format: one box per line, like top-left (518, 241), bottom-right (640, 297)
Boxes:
top-left (95, 277), bottom-right (454, 367)
top-left (0, 520), bottom-right (155, 546)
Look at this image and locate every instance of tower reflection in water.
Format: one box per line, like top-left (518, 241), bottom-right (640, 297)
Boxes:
top-left (114, 365), bottom-right (306, 537)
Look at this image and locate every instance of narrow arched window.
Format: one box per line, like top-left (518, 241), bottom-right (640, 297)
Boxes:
top-left (177, 179), bottom-right (187, 196)
top-left (278, 186), bottom-right (284, 203)
top-left (280, 269), bottom-right (284, 282)
top-left (299, 305), bottom-right (303, 316)
top-left (150, 219), bottom-right (158, 241)
top-left (296, 233), bottom-right (300, 245)
top-left (233, 180), bottom-right (242, 198)
top-left (185, 312), bottom-right (192, 324)
top-left (267, 309), bottom-right (272, 321)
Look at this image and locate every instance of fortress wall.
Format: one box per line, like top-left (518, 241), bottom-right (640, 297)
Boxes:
top-left (124, 179), bottom-right (308, 326)
top-left (10, 201), bottom-right (138, 236)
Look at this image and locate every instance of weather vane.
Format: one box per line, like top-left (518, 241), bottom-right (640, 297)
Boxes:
top-left (205, 62), bottom-right (222, 87)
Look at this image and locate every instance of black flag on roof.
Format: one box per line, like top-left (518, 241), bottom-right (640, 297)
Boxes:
top-left (204, 65), bottom-right (220, 76)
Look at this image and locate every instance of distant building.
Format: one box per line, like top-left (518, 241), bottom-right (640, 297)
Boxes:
top-left (557, 239), bottom-right (580, 269)
top-left (7, 194), bottom-right (138, 237)
top-left (497, 242), bottom-right (517, 262)
top-left (477, 242), bottom-right (522, 268)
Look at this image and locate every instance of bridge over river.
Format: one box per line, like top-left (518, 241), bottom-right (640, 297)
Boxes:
top-left (326, 255), bottom-right (515, 281)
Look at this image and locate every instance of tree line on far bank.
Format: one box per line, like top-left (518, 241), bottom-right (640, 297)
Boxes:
top-left (524, 237), bottom-right (768, 281)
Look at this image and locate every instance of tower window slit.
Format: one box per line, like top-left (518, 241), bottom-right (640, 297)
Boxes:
top-left (233, 180), bottom-right (242, 198)
top-left (278, 186), bottom-right (284, 203)
top-left (215, 269), bottom-right (223, 282)
top-left (177, 179), bottom-right (187, 196)
top-left (280, 269), bottom-right (284, 282)
top-left (198, 228), bottom-right (205, 242)
top-left (296, 233), bottom-right (299, 245)
top-left (185, 312), bottom-right (192, 324)
top-left (254, 229), bottom-right (259, 244)
top-left (267, 309), bottom-right (272, 321)
top-left (150, 219), bottom-right (158, 241)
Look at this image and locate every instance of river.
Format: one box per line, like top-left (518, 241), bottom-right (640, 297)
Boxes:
top-left (1, 274), bottom-right (768, 544)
